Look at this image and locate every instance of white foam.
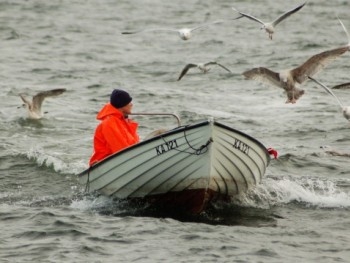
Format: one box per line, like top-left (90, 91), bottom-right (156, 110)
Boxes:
top-left (25, 146), bottom-right (88, 175)
top-left (70, 195), bottom-right (113, 211)
top-left (237, 176), bottom-right (350, 209)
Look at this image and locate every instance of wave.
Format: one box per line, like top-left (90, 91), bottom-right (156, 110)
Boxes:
top-left (5, 146), bottom-right (89, 175)
top-left (70, 194), bottom-right (151, 216)
top-left (71, 175), bottom-right (350, 222)
top-left (235, 176), bottom-right (350, 209)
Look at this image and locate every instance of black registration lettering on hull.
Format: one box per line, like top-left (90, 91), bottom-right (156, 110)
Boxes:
top-left (155, 139), bottom-right (179, 156)
top-left (232, 139), bottom-right (250, 155)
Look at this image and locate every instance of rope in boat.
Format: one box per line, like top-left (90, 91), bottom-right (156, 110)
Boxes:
top-left (161, 125), bottom-right (213, 155)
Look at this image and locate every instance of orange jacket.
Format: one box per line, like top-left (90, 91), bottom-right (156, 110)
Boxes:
top-left (89, 103), bottom-right (139, 166)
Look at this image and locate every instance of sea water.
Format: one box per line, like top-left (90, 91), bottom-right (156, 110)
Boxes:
top-left (1, 0), bottom-right (349, 262)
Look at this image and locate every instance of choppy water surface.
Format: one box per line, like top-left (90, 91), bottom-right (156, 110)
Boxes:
top-left (1, 0), bottom-right (350, 262)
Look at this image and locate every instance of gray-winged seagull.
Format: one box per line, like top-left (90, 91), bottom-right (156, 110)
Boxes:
top-left (232, 2), bottom-right (306, 40)
top-left (177, 62), bottom-right (232, 81)
top-left (19, 88), bottom-right (66, 119)
top-left (122, 20), bottom-right (226, 41)
top-left (308, 76), bottom-right (350, 121)
top-left (243, 19), bottom-right (350, 104)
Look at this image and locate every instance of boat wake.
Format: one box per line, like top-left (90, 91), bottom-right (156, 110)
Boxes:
top-left (69, 173), bottom-right (350, 226)
top-left (69, 193), bottom-right (280, 226)
top-left (236, 176), bottom-right (350, 209)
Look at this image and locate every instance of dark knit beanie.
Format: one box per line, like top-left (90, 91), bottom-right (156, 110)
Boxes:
top-left (110, 89), bottom-right (132, 108)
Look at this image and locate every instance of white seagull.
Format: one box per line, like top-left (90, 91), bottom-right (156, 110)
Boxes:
top-left (232, 2), bottom-right (306, 40)
top-left (243, 18), bottom-right (350, 104)
top-left (308, 76), bottom-right (350, 121)
top-left (177, 62), bottom-right (232, 81)
top-left (19, 88), bottom-right (67, 119)
top-left (121, 20), bottom-right (225, 41)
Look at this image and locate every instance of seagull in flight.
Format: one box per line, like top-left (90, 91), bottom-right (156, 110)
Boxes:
top-left (121, 20), bottom-right (225, 40)
top-left (19, 88), bottom-right (66, 119)
top-left (331, 82), bottom-right (350, 89)
top-left (242, 18), bottom-right (350, 104)
top-left (232, 2), bottom-right (306, 39)
top-left (177, 62), bottom-right (232, 81)
top-left (321, 146), bottom-right (350, 158)
top-left (308, 76), bottom-right (350, 121)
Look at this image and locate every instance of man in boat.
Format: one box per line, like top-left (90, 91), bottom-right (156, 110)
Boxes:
top-left (89, 89), bottom-right (139, 166)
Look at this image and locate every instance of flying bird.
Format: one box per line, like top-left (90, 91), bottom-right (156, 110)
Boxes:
top-left (232, 2), bottom-right (306, 40)
top-left (321, 146), bottom-right (350, 158)
top-left (331, 82), bottom-right (350, 89)
top-left (121, 20), bottom-right (225, 41)
top-left (308, 76), bottom-right (350, 121)
top-left (242, 18), bottom-right (350, 104)
top-left (177, 62), bottom-right (232, 81)
top-left (19, 88), bottom-right (67, 119)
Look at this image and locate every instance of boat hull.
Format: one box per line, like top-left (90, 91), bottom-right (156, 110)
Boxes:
top-left (79, 120), bottom-right (270, 214)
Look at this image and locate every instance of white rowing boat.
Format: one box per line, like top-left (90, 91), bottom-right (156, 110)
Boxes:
top-left (79, 118), bottom-right (271, 214)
